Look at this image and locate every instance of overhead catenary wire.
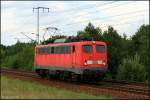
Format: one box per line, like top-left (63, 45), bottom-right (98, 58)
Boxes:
top-left (62, 18), bottom-right (149, 34)
top-left (48, 1), bottom-right (117, 23)
top-left (39, 8), bottom-right (149, 38)
top-left (16, 1), bottom-right (144, 33)
top-left (48, 1), bottom-right (134, 25)
top-left (42, 9), bottom-right (148, 29)
top-left (55, 1), bottom-right (117, 14)
top-left (8, 1), bottom-right (149, 43)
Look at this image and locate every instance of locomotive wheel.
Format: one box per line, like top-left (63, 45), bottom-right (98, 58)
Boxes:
top-left (66, 72), bottom-right (72, 82)
top-left (59, 71), bottom-right (68, 81)
top-left (47, 75), bottom-right (50, 79)
top-left (38, 69), bottom-right (47, 79)
top-left (71, 73), bottom-right (79, 82)
top-left (47, 73), bottom-right (52, 79)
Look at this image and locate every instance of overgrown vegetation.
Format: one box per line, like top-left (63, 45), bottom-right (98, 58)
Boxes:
top-left (0, 23), bottom-right (149, 82)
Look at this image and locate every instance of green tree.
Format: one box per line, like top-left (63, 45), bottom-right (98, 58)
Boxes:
top-left (102, 26), bottom-right (124, 79)
top-left (117, 54), bottom-right (147, 82)
top-left (1, 42), bottom-right (35, 71)
top-left (77, 22), bottom-right (102, 41)
top-left (0, 48), bottom-right (6, 66)
top-left (130, 24), bottom-right (149, 70)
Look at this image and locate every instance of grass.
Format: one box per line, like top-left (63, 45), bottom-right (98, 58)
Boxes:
top-left (1, 76), bottom-right (110, 99)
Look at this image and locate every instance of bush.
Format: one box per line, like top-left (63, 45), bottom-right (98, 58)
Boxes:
top-left (1, 43), bottom-right (35, 71)
top-left (117, 54), bottom-right (147, 82)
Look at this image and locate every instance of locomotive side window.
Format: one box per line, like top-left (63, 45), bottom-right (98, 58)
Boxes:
top-left (47, 47), bottom-right (51, 54)
top-left (59, 46), bottom-right (63, 54)
top-left (38, 48), bottom-right (44, 54)
top-left (42, 47), bottom-right (47, 54)
top-left (83, 45), bottom-right (93, 53)
top-left (51, 47), bottom-right (54, 54)
top-left (58, 46), bottom-right (71, 54)
top-left (61, 46), bottom-right (65, 54)
top-left (64, 46), bottom-right (71, 54)
top-left (96, 45), bottom-right (105, 53)
top-left (54, 47), bottom-right (58, 54)
top-left (38, 46), bottom-right (71, 54)
top-left (57, 47), bottom-right (61, 54)
top-left (67, 46), bottom-right (71, 53)
top-left (55, 46), bottom-right (62, 54)
top-left (54, 46), bottom-right (61, 54)
top-left (42, 48), bottom-right (45, 53)
top-left (44, 47), bottom-right (48, 54)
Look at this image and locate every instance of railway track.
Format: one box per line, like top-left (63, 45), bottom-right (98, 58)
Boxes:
top-left (1, 68), bottom-right (149, 99)
top-left (97, 80), bottom-right (149, 95)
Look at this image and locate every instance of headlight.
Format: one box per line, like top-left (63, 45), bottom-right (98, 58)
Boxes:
top-left (97, 60), bottom-right (102, 64)
top-left (85, 60), bottom-right (93, 64)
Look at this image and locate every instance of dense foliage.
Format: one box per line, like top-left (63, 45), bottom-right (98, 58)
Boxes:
top-left (0, 23), bottom-right (149, 82)
top-left (117, 54), bottom-right (147, 82)
top-left (1, 42), bottom-right (35, 71)
top-left (102, 26), bottom-right (124, 78)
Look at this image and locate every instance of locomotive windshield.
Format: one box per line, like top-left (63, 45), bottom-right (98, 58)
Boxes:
top-left (83, 45), bottom-right (93, 53)
top-left (96, 45), bottom-right (105, 53)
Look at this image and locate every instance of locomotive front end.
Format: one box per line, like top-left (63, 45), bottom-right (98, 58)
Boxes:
top-left (80, 41), bottom-right (108, 80)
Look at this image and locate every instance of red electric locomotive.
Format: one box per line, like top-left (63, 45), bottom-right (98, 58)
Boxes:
top-left (34, 41), bottom-right (107, 81)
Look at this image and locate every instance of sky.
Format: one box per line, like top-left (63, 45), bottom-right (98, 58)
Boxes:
top-left (1, 1), bottom-right (149, 46)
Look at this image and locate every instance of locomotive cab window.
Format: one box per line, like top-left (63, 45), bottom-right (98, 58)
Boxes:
top-left (83, 45), bottom-right (93, 53)
top-left (96, 45), bottom-right (105, 53)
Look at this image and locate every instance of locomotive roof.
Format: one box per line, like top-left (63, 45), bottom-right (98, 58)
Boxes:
top-left (36, 41), bottom-right (106, 48)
